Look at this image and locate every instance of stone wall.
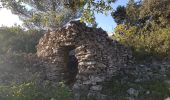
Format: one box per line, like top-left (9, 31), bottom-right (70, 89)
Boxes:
top-left (36, 21), bottom-right (133, 100)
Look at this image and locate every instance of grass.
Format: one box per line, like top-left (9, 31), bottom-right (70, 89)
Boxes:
top-left (0, 81), bottom-right (74, 100)
top-left (101, 73), bottom-right (170, 100)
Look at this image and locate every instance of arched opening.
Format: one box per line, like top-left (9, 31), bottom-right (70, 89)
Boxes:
top-left (62, 46), bottom-right (78, 85)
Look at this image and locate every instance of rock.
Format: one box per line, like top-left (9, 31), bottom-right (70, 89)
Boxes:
top-left (90, 76), bottom-right (104, 83)
top-left (127, 88), bottom-right (139, 97)
top-left (83, 80), bottom-right (91, 85)
top-left (165, 97), bottom-right (170, 100)
top-left (146, 90), bottom-right (150, 95)
top-left (90, 85), bottom-right (102, 91)
top-left (79, 61), bottom-right (96, 66)
top-left (126, 97), bottom-right (135, 100)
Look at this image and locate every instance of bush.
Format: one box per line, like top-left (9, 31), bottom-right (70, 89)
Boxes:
top-left (0, 81), bottom-right (73, 100)
top-left (113, 25), bottom-right (170, 59)
top-left (0, 26), bottom-right (43, 54)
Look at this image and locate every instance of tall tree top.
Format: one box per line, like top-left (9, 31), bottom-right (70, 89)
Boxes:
top-left (1, 0), bottom-right (117, 30)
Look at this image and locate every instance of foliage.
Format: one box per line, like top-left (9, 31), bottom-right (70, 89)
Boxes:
top-left (113, 24), bottom-right (137, 44)
top-left (1, 0), bottom-right (117, 29)
top-left (111, 0), bottom-right (141, 25)
top-left (112, 0), bottom-right (170, 59)
top-left (111, 5), bottom-right (126, 24)
top-left (102, 72), bottom-right (170, 100)
top-left (0, 26), bottom-right (43, 54)
top-left (139, 0), bottom-right (170, 27)
top-left (113, 25), bottom-right (170, 59)
top-left (0, 81), bottom-right (73, 100)
top-left (112, 0), bottom-right (170, 28)
top-left (80, 0), bottom-right (117, 24)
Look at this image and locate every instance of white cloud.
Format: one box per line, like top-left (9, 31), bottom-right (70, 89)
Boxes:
top-left (0, 8), bottom-right (23, 27)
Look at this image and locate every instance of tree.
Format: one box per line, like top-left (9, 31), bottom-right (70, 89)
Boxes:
top-left (112, 0), bottom-right (140, 26)
top-left (1, 0), bottom-right (117, 30)
top-left (112, 0), bottom-right (170, 58)
top-left (139, 0), bottom-right (170, 27)
top-left (0, 26), bottom-right (43, 53)
top-left (111, 6), bottom-right (126, 24)
top-left (125, 0), bottom-right (140, 26)
top-left (112, 0), bottom-right (170, 28)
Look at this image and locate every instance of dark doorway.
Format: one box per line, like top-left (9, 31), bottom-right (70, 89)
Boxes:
top-left (63, 46), bottom-right (78, 85)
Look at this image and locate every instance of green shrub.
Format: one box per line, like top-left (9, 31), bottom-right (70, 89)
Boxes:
top-left (0, 26), bottom-right (43, 54)
top-left (0, 81), bottom-right (73, 100)
top-left (113, 25), bottom-right (170, 59)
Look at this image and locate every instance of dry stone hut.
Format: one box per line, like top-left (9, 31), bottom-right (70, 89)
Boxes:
top-left (37, 20), bottom-right (132, 99)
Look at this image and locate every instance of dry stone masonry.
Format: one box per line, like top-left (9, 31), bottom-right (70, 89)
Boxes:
top-left (37, 20), bottom-right (133, 100)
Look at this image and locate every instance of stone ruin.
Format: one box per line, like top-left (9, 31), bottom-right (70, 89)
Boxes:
top-left (37, 21), bottom-right (132, 99)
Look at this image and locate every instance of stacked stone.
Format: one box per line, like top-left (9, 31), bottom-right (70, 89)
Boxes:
top-left (37, 20), bottom-right (133, 100)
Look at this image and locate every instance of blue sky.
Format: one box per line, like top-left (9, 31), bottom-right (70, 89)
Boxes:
top-left (95, 0), bottom-right (128, 33)
top-left (0, 0), bottom-right (129, 34)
